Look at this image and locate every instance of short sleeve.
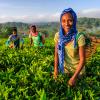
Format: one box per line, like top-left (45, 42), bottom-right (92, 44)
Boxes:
top-left (78, 34), bottom-right (85, 47)
top-left (38, 32), bottom-right (42, 36)
top-left (54, 32), bottom-right (59, 43)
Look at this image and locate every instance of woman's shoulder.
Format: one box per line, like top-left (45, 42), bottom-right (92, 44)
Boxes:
top-left (38, 31), bottom-right (42, 36)
top-left (55, 32), bottom-right (59, 38)
top-left (77, 32), bottom-right (85, 46)
top-left (54, 32), bottom-right (59, 43)
top-left (55, 32), bottom-right (59, 35)
top-left (77, 32), bottom-right (85, 40)
top-left (9, 34), bottom-right (13, 38)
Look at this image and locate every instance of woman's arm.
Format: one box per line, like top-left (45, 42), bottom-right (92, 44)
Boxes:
top-left (6, 35), bottom-right (12, 47)
top-left (41, 35), bottom-right (45, 44)
top-left (29, 36), bottom-right (33, 46)
top-left (54, 42), bottom-right (59, 79)
top-left (68, 45), bottom-right (85, 86)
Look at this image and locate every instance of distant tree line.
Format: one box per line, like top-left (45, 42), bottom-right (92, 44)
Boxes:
top-left (0, 17), bottom-right (100, 38)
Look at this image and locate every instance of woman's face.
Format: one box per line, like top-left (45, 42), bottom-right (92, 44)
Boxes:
top-left (61, 12), bottom-right (73, 33)
top-left (13, 31), bottom-right (17, 35)
top-left (31, 26), bottom-right (36, 33)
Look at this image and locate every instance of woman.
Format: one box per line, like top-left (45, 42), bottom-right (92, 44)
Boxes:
top-left (29, 25), bottom-right (45, 47)
top-left (6, 27), bottom-right (24, 49)
top-left (54, 8), bottom-right (85, 86)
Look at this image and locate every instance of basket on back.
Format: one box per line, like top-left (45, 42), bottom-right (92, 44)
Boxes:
top-left (76, 32), bottom-right (100, 61)
top-left (85, 41), bottom-right (97, 61)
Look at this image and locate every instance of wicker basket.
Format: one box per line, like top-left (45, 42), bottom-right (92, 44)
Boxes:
top-left (85, 38), bottom-right (100, 60)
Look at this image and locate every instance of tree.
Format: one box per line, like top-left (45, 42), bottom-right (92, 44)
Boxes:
top-left (0, 26), bottom-right (12, 38)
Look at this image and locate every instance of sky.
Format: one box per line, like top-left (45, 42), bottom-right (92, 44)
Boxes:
top-left (0, 0), bottom-right (100, 23)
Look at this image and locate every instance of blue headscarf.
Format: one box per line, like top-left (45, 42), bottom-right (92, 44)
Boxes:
top-left (58, 8), bottom-right (77, 73)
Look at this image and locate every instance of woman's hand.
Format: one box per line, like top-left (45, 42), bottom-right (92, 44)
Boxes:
top-left (68, 77), bottom-right (77, 86)
top-left (9, 44), bottom-right (14, 48)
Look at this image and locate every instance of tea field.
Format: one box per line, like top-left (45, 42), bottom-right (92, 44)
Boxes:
top-left (0, 38), bottom-right (100, 100)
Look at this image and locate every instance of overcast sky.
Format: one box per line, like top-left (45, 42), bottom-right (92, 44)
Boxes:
top-left (0, 0), bottom-right (100, 23)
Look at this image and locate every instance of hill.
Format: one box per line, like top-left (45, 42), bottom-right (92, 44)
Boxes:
top-left (0, 17), bottom-right (100, 38)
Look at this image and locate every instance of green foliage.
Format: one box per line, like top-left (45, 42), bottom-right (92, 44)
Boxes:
top-left (0, 22), bottom-right (29, 38)
top-left (78, 17), bottom-right (100, 28)
top-left (0, 26), bottom-right (12, 38)
top-left (0, 38), bottom-right (100, 100)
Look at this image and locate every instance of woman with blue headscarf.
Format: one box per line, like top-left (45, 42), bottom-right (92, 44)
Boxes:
top-left (54, 8), bottom-right (85, 86)
top-left (6, 27), bottom-right (24, 49)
